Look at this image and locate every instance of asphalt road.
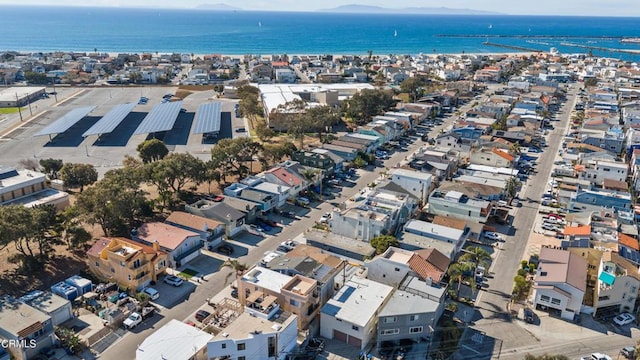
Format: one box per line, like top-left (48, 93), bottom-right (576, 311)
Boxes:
top-left (467, 86), bottom-right (588, 356)
top-left (99, 91), bottom-right (481, 359)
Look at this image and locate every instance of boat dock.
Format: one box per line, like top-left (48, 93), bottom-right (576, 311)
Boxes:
top-left (436, 34), bottom-right (626, 40)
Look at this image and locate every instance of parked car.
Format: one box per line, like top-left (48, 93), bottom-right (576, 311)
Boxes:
top-left (231, 288), bottom-right (239, 298)
top-left (216, 244), bottom-right (234, 255)
top-left (259, 218), bottom-right (278, 227)
top-left (123, 312), bottom-right (143, 329)
top-left (282, 211), bottom-right (297, 219)
top-left (484, 232), bottom-right (502, 241)
top-left (614, 313), bottom-right (636, 326)
top-left (257, 221), bottom-right (272, 231)
top-left (163, 275), bottom-right (184, 287)
top-left (524, 308), bottom-right (535, 324)
top-left (581, 353), bottom-right (613, 360)
top-left (195, 310), bottom-right (211, 322)
top-left (620, 346), bottom-right (635, 359)
top-left (320, 212), bottom-right (331, 223)
top-left (143, 287), bottom-right (159, 301)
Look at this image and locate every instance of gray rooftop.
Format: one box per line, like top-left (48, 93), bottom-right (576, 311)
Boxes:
top-left (35, 106), bottom-right (96, 136)
top-left (133, 101), bottom-right (183, 135)
top-left (82, 102), bottom-right (137, 137)
top-left (193, 102), bottom-right (222, 134)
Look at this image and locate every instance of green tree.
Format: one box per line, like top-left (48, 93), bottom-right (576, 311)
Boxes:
top-left (460, 246), bottom-right (491, 272)
top-left (504, 176), bottom-right (519, 200)
top-left (39, 158), bottom-right (63, 179)
top-left (400, 77), bottom-right (426, 102)
top-left (303, 105), bottom-right (341, 140)
top-left (56, 206), bottom-right (92, 250)
top-left (75, 167), bottom-right (150, 236)
top-left (447, 262), bottom-right (473, 297)
top-left (342, 89), bottom-right (395, 125)
top-left (370, 235), bottom-right (399, 255)
top-left (254, 120), bottom-right (276, 142)
top-left (220, 258), bottom-right (248, 285)
top-left (509, 142), bottom-right (521, 156)
top-left (24, 71), bottom-right (48, 84)
top-left (137, 139), bottom-right (169, 163)
top-left (60, 163), bottom-right (98, 192)
top-left (143, 153), bottom-right (205, 207)
top-left (513, 275), bottom-right (529, 298)
top-left (0, 204), bottom-right (60, 272)
top-left (211, 138), bottom-right (263, 181)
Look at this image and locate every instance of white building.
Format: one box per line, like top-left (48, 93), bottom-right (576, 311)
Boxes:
top-left (580, 161), bottom-right (628, 186)
top-left (427, 190), bottom-right (492, 223)
top-left (320, 277), bottom-right (393, 350)
top-left (136, 319), bottom-right (212, 360)
top-left (0, 166), bottom-right (69, 209)
top-left (206, 312), bottom-right (298, 360)
top-left (389, 168), bottom-right (433, 205)
top-left (532, 248), bottom-right (587, 321)
top-left (402, 220), bottom-right (468, 259)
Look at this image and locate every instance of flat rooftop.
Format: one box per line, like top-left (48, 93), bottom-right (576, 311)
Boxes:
top-left (213, 311), bottom-right (296, 340)
top-left (0, 296), bottom-right (50, 337)
top-left (397, 232), bottom-right (455, 259)
top-left (321, 277), bottom-right (393, 327)
top-left (0, 86), bottom-right (45, 102)
top-left (242, 267), bottom-right (292, 294)
top-left (304, 230), bottom-right (375, 258)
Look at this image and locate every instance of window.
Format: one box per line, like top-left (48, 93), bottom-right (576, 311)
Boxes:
top-left (221, 344), bottom-right (226, 349)
top-left (289, 299), bottom-right (299, 307)
top-left (238, 357), bottom-right (246, 360)
top-left (352, 325), bottom-right (359, 331)
top-left (410, 314), bottom-right (420, 322)
top-left (133, 259), bottom-right (141, 269)
top-left (268, 336), bottom-right (276, 357)
top-left (394, 267), bottom-right (400, 272)
top-left (551, 298), bottom-right (561, 305)
top-left (409, 326), bottom-right (423, 333)
top-left (598, 295), bottom-right (610, 301)
top-left (95, 262), bottom-right (100, 267)
top-left (380, 329), bottom-right (399, 335)
top-left (237, 343), bottom-right (246, 351)
top-left (383, 316), bottom-right (397, 324)
top-left (540, 295), bottom-right (550, 302)
top-left (120, 261), bottom-right (126, 267)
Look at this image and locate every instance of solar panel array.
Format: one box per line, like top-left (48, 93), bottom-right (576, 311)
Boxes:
top-left (82, 102), bottom-right (137, 137)
top-left (35, 106), bottom-right (96, 136)
top-left (192, 102), bottom-right (222, 134)
top-left (133, 101), bottom-right (183, 135)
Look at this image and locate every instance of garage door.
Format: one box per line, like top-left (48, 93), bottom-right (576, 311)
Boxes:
top-left (347, 335), bottom-right (362, 347)
top-left (333, 330), bottom-right (347, 342)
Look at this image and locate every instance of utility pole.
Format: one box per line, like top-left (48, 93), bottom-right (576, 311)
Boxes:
top-left (15, 93), bottom-right (23, 121)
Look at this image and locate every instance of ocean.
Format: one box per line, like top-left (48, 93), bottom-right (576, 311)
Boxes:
top-left (2, 6), bottom-right (640, 59)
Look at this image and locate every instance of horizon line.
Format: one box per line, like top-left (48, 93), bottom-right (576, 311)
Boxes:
top-left (3, 4), bottom-right (640, 17)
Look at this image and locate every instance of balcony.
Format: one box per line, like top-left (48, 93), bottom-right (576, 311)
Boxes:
top-left (245, 292), bottom-right (280, 320)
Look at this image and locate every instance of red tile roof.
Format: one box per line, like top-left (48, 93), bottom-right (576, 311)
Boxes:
top-left (408, 248), bottom-right (451, 282)
top-left (492, 147), bottom-right (514, 161)
top-left (267, 167), bottom-right (303, 187)
top-left (619, 233), bottom-right (640, 251)
top-left (563, 225), bottom-right (591, 236)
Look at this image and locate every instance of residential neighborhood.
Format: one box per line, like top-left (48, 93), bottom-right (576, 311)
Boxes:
top-left (3, 47), bottom-right (640, 360)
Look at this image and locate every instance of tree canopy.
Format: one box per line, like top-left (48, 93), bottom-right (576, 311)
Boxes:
top-left (342, 89), bottom-right (395, 126)
top-left (370, 235), bottom-right (399, 254)
top-left (137, 139), bottom-right (169, 163)
top-left (60, 163), bottom-right (98, 191)
top-left (39, 158), bottom-right (63, 179)
top-left (400, 77), bottom-right (426, 102)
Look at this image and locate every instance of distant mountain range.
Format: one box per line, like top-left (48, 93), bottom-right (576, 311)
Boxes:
top-left (194, 3), bottom-right (242, 11)
top-left (317, 4), bottom-right (502, 15)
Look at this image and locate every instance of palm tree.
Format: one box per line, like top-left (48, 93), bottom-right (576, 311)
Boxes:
top-left (460, 246), bottom-right (491, 273)
top-left (504, 176), bottom-right (519, 200)
top-left (220, 258), bottom-right (248, 286)
top-left (509, 142), bottom-right (521, 156)
top-left (447, 262), bottom-right (472, 297)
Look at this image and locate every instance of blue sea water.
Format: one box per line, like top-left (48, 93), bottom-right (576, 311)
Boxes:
top-left (2, 6), bottom-right (640, 59)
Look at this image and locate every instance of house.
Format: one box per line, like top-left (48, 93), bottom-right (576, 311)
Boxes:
top-left (18, 291), bottom-right (72, 327)
top-left (365, 247), bottom-right (450, 287)
top-left (532, 248), bottom-right (588, 320)
top-left (402, 220), bottom-right (468, 260)
top-left (238, 266), bottom-right (319, 331)
top-left (321, 143), bottom-right (359, 161)
top-left (571, 189), bottom-right (632, 212)
top-left (206, 311), bottom-right (298, 360)
top-left (427, 190), bottom-right (492, 223)
top-left (377, 276), bottom-right (446, 350)
top-left (579, 161), bottom-right (628, 187)
top-left (186, 199), bottom-right (246, 237)
top-left (560, 226), bottom-right (591, 249)
top-left (304, 230), bottom-right (376, 261)
top-left (329, 188), bottom-right (416, 241)
top-left (320, 278), bottom-right (393, 350)
top-left (224, 183), bottom-right (278, 212)
top-left (262, 166), bottom-right (305, 197)
top-left (311, 148), bottom-right (345, 172)
top-left (470, 147), bottom-right (515, 168)
top-left (592, 252), bottom-right (640, 317)
top-left (0, 166), bottom-right (69, 209)
top-left (249, 180), bottom-right (292, 209)
top-left (87, 237), bottom-right (168, 290)
top-left (389, 168), bottom-right (433, 205)
top-left (0, 296), bottom-right (55, 360)
top-left (132, 222), bottom-right (202, 268)
top-left (618, 232), bottom-right (640, 265)
top-left (291, 150), bottom-right (337, 175)
top-left (165, 211), bottom-right (225, 247)
top-left (580, 129), bottom-right (625, 154)
top-left (136, 319), bottom-right (212, 360)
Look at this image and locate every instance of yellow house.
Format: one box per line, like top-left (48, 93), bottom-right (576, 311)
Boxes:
top-left (87, 237), bottom-right (168, 291)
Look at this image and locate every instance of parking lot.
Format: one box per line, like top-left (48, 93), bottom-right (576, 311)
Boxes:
top-left (0, 86), bottom-right (245, 175)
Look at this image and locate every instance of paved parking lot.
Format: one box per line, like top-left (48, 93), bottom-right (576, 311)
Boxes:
top-left (0, 87), bottom-right (242, 175)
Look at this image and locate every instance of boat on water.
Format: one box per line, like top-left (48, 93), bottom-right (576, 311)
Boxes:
top-left (394, 29), bottom-right (397, 37)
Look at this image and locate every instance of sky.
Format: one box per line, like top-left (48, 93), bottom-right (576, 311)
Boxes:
top-left (0, 0), bottom-right (639, 17)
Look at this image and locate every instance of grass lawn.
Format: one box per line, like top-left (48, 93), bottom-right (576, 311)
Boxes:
top-left (0, 107), bottom-right (24, 114)
top-left (178, 268), bottom-right (199, 279)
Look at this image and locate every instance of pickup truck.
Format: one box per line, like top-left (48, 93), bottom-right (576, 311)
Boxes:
top-left (123, 306), bottom-right (155, 329)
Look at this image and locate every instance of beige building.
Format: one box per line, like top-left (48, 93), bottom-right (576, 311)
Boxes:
top-left (87, 237), bottom-right (168, 291)
top-left (0, 166), bottom-right (69, 209)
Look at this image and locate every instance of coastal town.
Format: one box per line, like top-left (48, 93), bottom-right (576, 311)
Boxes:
top-left (1, 47), bottom-right (640, 360)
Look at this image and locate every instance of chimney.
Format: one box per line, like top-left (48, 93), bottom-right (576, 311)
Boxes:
top-left (153, 240), bottom-right (160, 252)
